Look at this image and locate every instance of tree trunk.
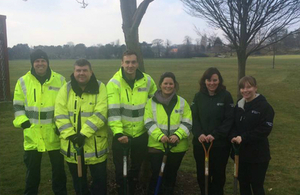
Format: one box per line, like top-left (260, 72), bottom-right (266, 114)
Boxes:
top-left (272, 47), bottom-right (276, 69)
top-left (237, 53), bottom-right (247, 99)
top-left (123, 26), bottom-right (145, 72)
top-left (120, 0), bottom-right (154, 73)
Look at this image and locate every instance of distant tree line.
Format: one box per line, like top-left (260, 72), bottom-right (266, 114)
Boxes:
top-left (8, 31), bottom-right (300, 60)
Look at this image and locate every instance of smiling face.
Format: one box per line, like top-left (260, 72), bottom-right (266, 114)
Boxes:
top-left (33, 58), bottom-right (48, 76)
top-left (74, 65), bottom-right (92, 87)
top-left (121, 54), bottom-right (139, 80)
top-left (240, 82), bottom-right (257, 102)
top-left (160, 77), bottom-right (175, 98)
top-left (205, 74), bottom-right (220, 95)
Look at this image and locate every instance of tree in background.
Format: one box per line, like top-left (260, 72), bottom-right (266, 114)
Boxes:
top-left (76, 0), bottom-right (155, 72)
top-left (151, 39), bottom-right (164, 58)
top-left (119, 0), bottom-right (154, 72)
top-left (165, 39), bottom-right (172, 58)
top-left (8, 44), bottom-right (30, 60)
top-left (182, 36), bottom-right (193, 58)
top-left (182, 0), bottom-right (300, 97)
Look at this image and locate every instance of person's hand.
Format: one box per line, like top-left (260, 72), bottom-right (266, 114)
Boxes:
top-left (68, 134), bottom-right (78, 144)
top-left (160, 135), bottom-right (169, 143)
top-left (77, 134), bottom-right (86, 147)
top-left (169, 135), bottom-right (179, 144)
top-left (206, 134), bottom-right (215, 143)
top-left (198, 134), bottom-right (206, 143)
top-left (231, 136), bottom-right (242, 144)
top-left (118, 136), bottom-right (129, 144)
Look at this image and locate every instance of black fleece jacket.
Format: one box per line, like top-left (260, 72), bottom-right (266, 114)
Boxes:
top-left (191, 89), bottom-right (234, 147)
top-left (230, 94), bottom-right (275, 163)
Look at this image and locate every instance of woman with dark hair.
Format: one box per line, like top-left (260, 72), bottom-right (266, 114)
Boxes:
top-left (230, 76), bottom-right (274, 195)
top-left (144, 72), bottom-right (192, 195)
top-left (191, 67), bottom-right (234, 195)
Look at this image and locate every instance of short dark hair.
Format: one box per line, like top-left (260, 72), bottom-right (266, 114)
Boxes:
top-left (122, 50), bottom-right (138, 61)
top-left (159, 72), bottom-right (179, 92)
top-left (74, 59), bottom-right (92, 70)
top-left (239, 76), bottom-right (257, 89)
top-left (199, 67), bottom-right (226, 93)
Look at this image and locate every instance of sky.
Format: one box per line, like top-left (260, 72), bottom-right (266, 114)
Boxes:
top-left (0, 0), bottom-right (219, 48)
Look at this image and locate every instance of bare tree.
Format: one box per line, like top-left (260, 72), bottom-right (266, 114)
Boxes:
top-left (183, 35), bottom-right (193, 58)
top-left (165, 39), bottom-right (172, 58)
top-left (267, 28), bottom-right (288, 69)
top-left (182, 0), bottom-right (300, 96)
top-left (119, 0), bottom-right (154, 72)
top-left (77, 0), bottom-right (155, 72)
top-left (152, 39), bottom-right (164, 58)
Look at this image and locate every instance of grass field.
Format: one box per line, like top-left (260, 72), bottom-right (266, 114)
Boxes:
top-left (1, 55), bottom-right (300, 194)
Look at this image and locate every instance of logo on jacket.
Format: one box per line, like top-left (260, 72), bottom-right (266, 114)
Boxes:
top-left (251, 110), bottom-right (260, 114)
top-left (138, 88), bottom-right (147, 92)
top-left (174, 109), bottom-right (183, 114)
top-left (266, 122), bottom-right (273, 126)
top-left (217, 103), bottom-right (224, 106)
top-left (48, 86), bottom-right (60, 91)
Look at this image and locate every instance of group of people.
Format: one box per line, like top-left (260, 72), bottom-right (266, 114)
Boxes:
top-left (13, 49), bottom-right (274, 195)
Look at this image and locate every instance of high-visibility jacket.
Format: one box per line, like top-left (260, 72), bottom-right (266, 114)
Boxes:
top-left (13, 70), bottom-right (66, 151)
top-left (144, 95), bottom-right (192, 153)
top-left (107, 68), bottom-right (157, 138)
top-left (55, 79), bottom-right (108, 165)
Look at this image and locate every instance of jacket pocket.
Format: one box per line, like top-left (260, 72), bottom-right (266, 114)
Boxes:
top-left (94, 135), bottom-right (108, 158)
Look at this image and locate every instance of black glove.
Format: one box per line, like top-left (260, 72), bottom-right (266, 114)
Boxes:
top-left (68, 134), bottom-right (78, 144)
top-left (77, 134), bottom-right (86, 147)
top-left (21, 120), bottom-right (31, 130)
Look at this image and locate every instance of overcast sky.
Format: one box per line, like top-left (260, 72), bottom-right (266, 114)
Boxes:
top-left (1, 0), bottom-right (220, 48)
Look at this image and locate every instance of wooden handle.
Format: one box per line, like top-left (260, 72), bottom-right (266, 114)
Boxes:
top-left (77, 155), bottom-right (82, 177)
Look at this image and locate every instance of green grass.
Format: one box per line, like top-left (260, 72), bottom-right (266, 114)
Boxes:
top-left (1, 55), bottom-right (300, 194)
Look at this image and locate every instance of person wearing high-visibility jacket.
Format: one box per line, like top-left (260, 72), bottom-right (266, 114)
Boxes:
top-left (144, 72), bottom-right (192, 195)
top-left (107, 50), bottom-right (157, 195)
top-left (13, 49), bottom-right (67, 195)
top-left (55, 59), bottom-right (108, 195)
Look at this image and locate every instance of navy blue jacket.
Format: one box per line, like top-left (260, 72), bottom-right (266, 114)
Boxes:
top-left (230, 94), bottom-right (275, 163)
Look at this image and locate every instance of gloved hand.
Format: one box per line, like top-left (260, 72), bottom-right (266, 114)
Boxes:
top-left (77, 134), bottom-right (86, 147)
top-left (21, 120), bottom-right (31, 130)
top-left (68, 134), bottom-right (78, 144)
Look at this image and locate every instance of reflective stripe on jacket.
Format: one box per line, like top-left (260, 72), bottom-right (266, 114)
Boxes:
top-left (144, 95), bottom-right (192, 153)
top-left (55, 80), bottom-right (108, 165)
top-left (107, 68), bottom-right (157, 138)
top-left (13, 70), bottom-right (66, 151)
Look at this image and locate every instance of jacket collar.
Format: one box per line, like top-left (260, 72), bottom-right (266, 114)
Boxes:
top-left (70, 73), bottom-right (99, 96)
top-left (120, 67), bottom-right (144, 81)
top-left (30, 67), bottom-right (52, 85)
top-left (237, 94), bottom-right (261, 109)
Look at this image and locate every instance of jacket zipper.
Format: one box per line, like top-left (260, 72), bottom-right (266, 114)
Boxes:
top-left (34, 89), bottom-right (36, 102)
top-left (126, 89), bottom-right (129, 102)
top-left (74, 100), bottom-right (77, 123)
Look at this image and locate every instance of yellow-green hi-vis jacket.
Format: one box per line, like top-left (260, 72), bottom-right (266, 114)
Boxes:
top-left (106, 68), bottom-right (157, 138)
top-left (55, 80), bottom-right (108, 165)
top-left (144, 95), bottom-right (193, 153)
top-left (13, 70), bottom-right (66, 151)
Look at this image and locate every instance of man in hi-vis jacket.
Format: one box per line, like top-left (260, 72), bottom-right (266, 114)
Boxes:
top-left (55, 59), bottom-right (108, 195)
top-left (107, 50), bottom-right (157, 194)
top-left (13, 49), bottom-right (67, 195)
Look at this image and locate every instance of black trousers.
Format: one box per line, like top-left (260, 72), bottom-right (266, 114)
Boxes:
top-left (23, 150), bottom-right (67, 195)
top-left (193, 144), bottom-right (230, 195)
top-left (238, 161), bottom-right (269, 195)
top-left (67, 160), bottom-right (107, 195)
top-left (112, 132), bottom-right (148, 195)
top-left (148, 151), bottom-right (186, 195)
